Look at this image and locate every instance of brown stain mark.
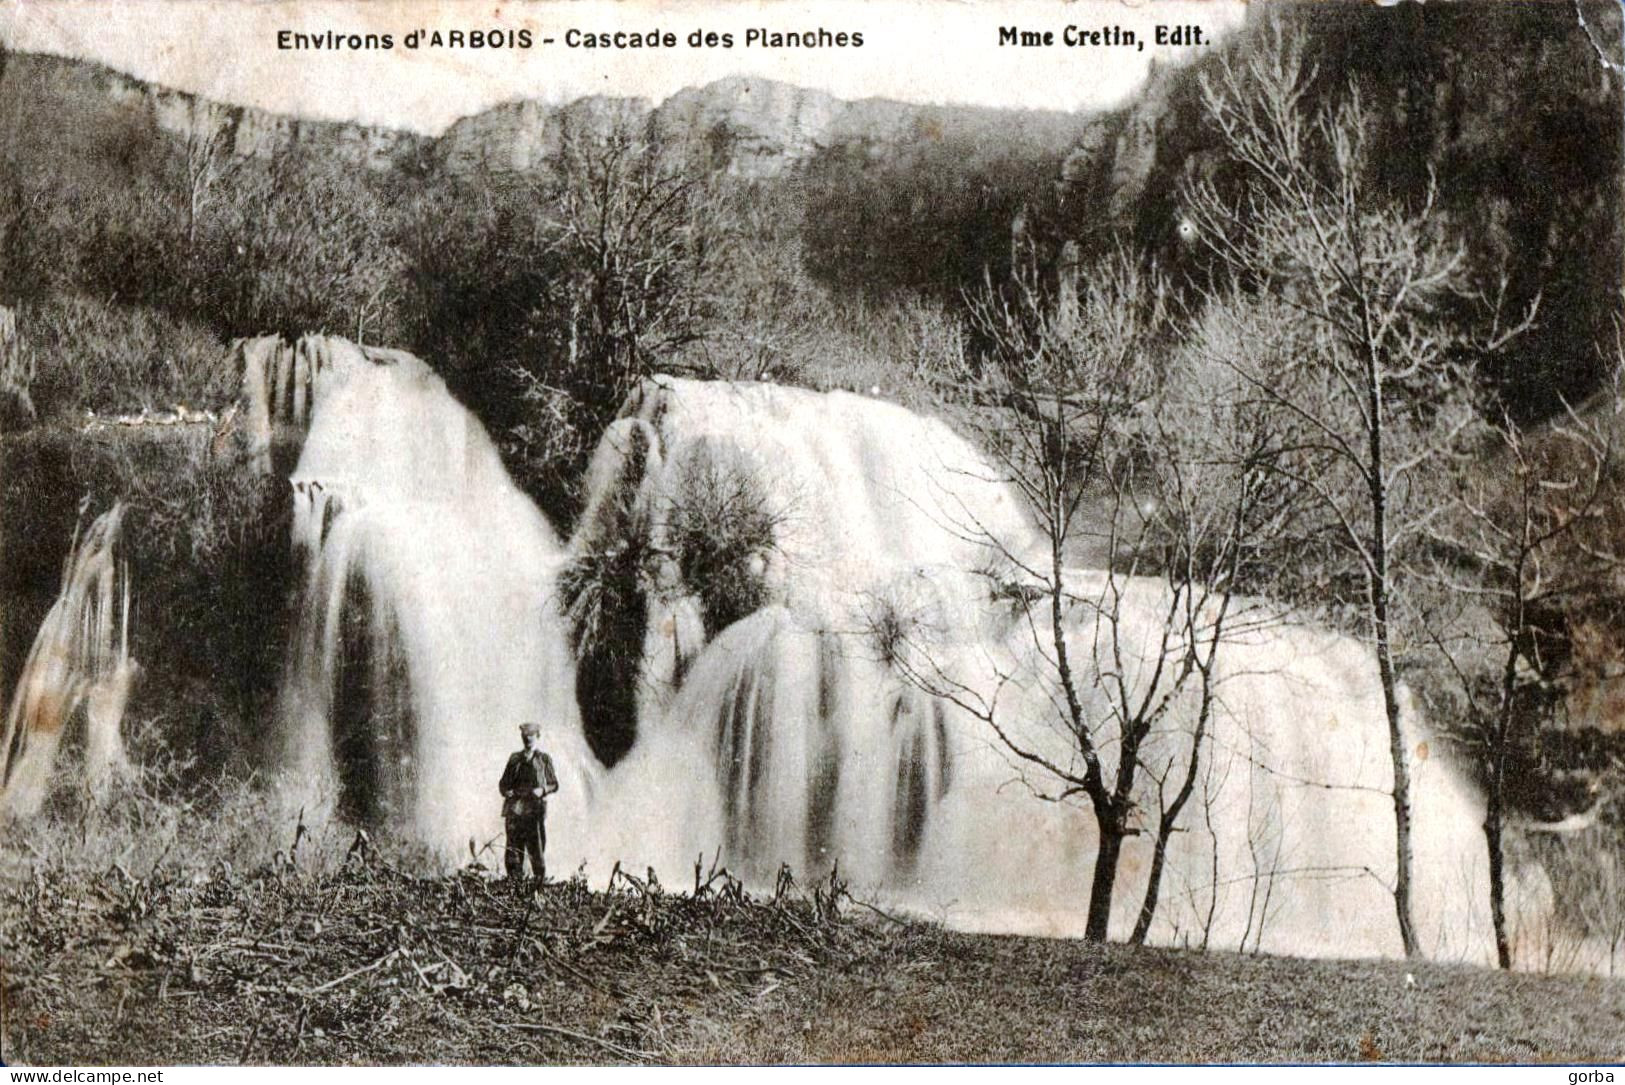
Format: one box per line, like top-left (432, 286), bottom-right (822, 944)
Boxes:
top-left (24, 682), bottom-right (74, 737)
top-left (1118, 846), bottom-right (1146, 882)
top-left (211, 409), bottom-right (240, 459)
top-left (1414, 741), bottom-right (1430, 762)
top-left (1359, 1032), bottom-right (1384, 1061)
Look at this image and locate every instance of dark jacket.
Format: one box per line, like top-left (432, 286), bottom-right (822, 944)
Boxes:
top-left (500, 748), bottom-right (559, 819)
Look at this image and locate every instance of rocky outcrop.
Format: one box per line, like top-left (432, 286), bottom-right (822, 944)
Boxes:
top-left (1104, 61), bottom-right (1176, 224)
top-left (0, 52), bottom-right (429, 172)
top-left (0, 47), bottom-right (1091, 180)
top-left (654, 76), bottom-right (843, 176)
top-left (434, 75), bottom-right (1088, 179)
top-left (435, 94), bottom-right (654, 174)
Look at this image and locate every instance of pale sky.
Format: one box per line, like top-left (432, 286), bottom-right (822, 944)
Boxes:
top-left (0, 0), bottom-right (1248, 133)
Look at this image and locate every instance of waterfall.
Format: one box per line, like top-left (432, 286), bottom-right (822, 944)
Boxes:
top-left (230, 346), bottom-right (1512, 961)
top-left (238, 334), bottom-right (329, 475)
top-left (0, 504), bottom-right (134, 817)
top-left (274, 336), bottom-right (596, 860)
top-left (571, 375), bottom-right (1503, 961)
top-left (0, 335), bottom-right (1543, 965)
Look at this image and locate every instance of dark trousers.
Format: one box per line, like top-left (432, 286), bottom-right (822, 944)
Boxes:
top-left (504, 811), bottom-right (546, 879)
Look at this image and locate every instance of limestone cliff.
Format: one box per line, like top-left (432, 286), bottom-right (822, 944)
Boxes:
top-left (0, 46), bottom-right (1089, 180)
top-left (0, 51), bottom-right (429, 171)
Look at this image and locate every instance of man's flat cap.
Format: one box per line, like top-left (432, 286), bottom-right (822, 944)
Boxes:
top-left (519, 722), bottom-right (541, 737)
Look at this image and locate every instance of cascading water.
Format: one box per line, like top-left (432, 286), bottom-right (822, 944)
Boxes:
top-left (271, 337), bottom-right (595, 860)
top-left (0, 504), bottom-right (134, 817)
top-left (569, 377), bottom-right (1038, 755)
top-left (261, 348), bottom-right (1520, 963)
top-left (571, 375), bottom-right (1504, 961)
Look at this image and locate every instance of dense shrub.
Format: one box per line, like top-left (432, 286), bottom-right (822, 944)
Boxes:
top-left (801, 131), bottom-right (1060, 302)
top-left (0, 143), bottom-right (409, 360)
top-left (190, 154), bottom-right (409, 341)
top-left (15, 294), bottom-right (230, 418)
top-left (667, 181), bottom-right (835, 385)
top-left (399, 128), bottom-right (725, 526)
top-left (99, 434), bottom-right (296, 773)
top-left (666, 446), bottom-right (784, 638)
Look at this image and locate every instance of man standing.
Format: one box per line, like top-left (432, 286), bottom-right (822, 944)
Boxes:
top-left (499, 722), bottom-right (559, 883)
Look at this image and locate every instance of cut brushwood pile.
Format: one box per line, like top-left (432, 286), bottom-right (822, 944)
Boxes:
top-left (0, 841), bottom-right (880, 1065)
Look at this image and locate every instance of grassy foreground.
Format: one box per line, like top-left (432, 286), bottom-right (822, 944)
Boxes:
top-left (2, 851), bottom-right (1622, 1067)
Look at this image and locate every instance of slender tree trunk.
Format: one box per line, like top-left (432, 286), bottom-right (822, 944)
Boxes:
top-left (1484, 775), bottom-right (1511, 969)
top-left (1364, 342), bottom-right (1420, 959)
top-left (1131, 684), bottom-right (1210, 945)
top-left (1086, 819), bottom-right (1125, 942)
top-left (1045, 486), bottom-right (1117, 942)
top-left (1132, 816), bottom-right (1176, 946)
top-left (1486, 591), bottom-right (1524, 970)
top-left (1371, 570), bottom-right (1419, 958)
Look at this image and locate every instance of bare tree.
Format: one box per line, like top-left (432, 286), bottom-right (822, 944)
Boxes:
top-left (181, 124), bottom-right (236, 248)
top-left (1186, 22), bottom-right (1537, 956)
top-left (1127, 329), bottom-right (1306, 944)
top-left (896, 244), bottom-right (1305, 943)
top-left (889, 246), bottom-right (1189, 941)
top-left (1420, 381), bottom-right (1619, 968)
top-left (534, 117), bottom-right (722, 412)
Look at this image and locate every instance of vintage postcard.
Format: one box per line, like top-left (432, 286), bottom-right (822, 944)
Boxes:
top-left (0, 0), bottom-right (1622, 1068)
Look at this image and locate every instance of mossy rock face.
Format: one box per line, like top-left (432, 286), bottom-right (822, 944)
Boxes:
top-left (558, 494), bottom-right (655, 768)
top-left (574, 641), bottom-right (642, 768)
